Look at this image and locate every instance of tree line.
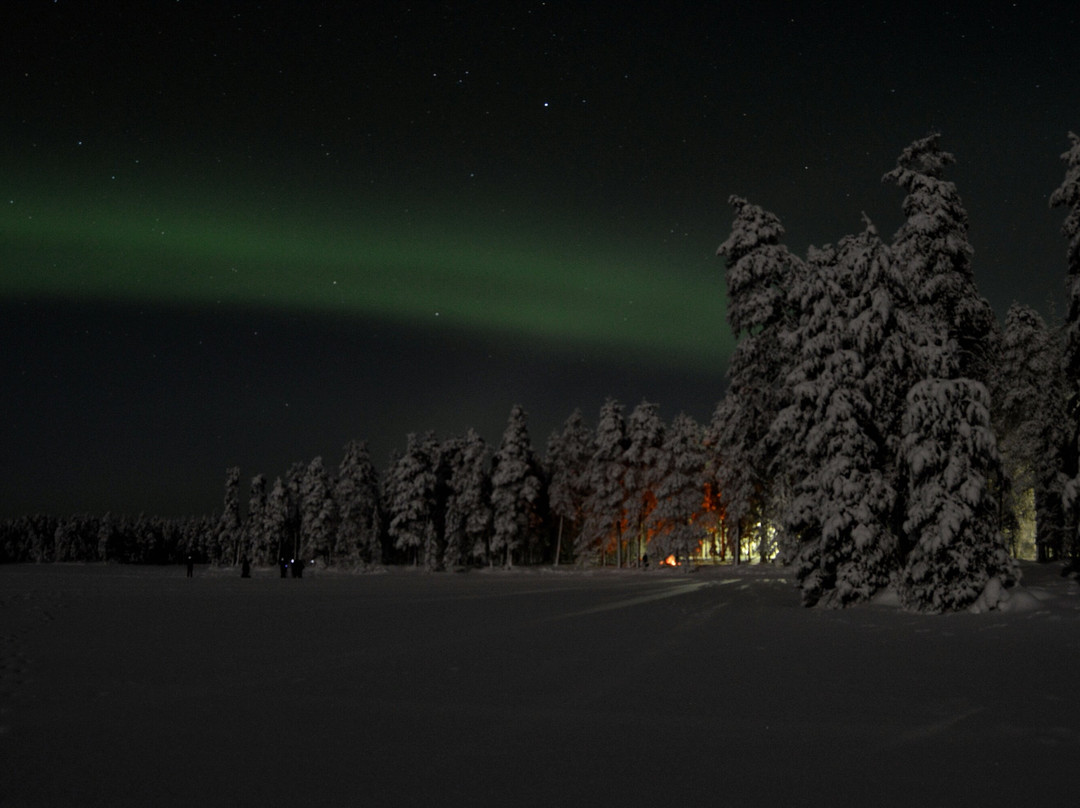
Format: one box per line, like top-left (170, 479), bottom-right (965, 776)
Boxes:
top-left (205, 400), bottom-right (729, 570)
top-left (4, 133), bottom-right (1079, 614)
top-left (0, 402), bottom-right (729, 569)
top-left (0, 512), bottom-right (217, 565)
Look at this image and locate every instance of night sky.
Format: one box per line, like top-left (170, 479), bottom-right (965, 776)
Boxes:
top-left (3, 2), bottom-right (1079, 518)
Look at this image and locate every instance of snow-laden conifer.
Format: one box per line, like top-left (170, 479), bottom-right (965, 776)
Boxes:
top-left (769, 243), bottom-right (844, 563)
top-left (334, 440), bottom-right (382, 566)
top-left (773, 225), bottom-right (900, 605)
top-left (490, 406), bottom-right (542, 567)
top-left (714, 196), bottom-right (805, 557)
top-left (1050, 132), bottom-right (1080, 377)
top-left (706, 397), bottom-right (753, 565)
top-left (992, 305), bottom-right (1068, 559)
top-left (883, 133), bottom-right (998, 384)
top-left (647, 413), bottom-right (707, 565)
top-left (846, 218), bottom-right (917, 466)
top-left (244, 474), bottom-right (269, 565)
top-left (97, 511), bottom-right (118, 562)
top-left (1050, 132), bottom-right (1080, 563)
top-left (387, 433), bottom-right (440, 568)
top-left (284, 461), bottom-right (306, 560)
top-left (216, 466), bottom-right (241, 565)
top-left (899, 373), bottom-right (1016, 612)
top-left (545, 410), bottom-right (592, 565)
top-left (265, 476), bottom-right (289, 565)
top-left (622, 401), bottom-right (665, 566)
top-left (53, 517), bottom-right (82, 563)
top-left (578, 399), bottom-right (628, 565)
top-left (300, 456), bottom-right (335, 563)
top-left (795, 377), bottom-right (898, 607)
top-left (444, 429), bottom-right (491, 567)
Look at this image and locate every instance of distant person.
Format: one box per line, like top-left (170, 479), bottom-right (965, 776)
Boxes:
top-left (241, 556), bottom-right (251, 578)
top-left (292, 557), bottom-right (304, 578)
top-left (279, 557), bottom-right (288, 578)
top-left (186, 554), bottom-right (194, 577)
top-left (642, 553), bottom-right (649, 569)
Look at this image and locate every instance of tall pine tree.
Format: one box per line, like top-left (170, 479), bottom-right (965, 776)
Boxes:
top-left (900, 375), bottom-right (1017, 611)
top-left (1050, 132), bottom-right (1080, 565)
top-left (714, 195), bottom-right (805, 560)
top-left (993, 305), bottom-right (1068, 559)
top-left (579, 399), bottom-right (628, 565)
top-left (244, 474), bottom-right (269, 565)
top-left (334, 440), bottom-right (383, 566)
top-left (444, 429), bottom-right (492, 567)
top-left (216, 466), bottom-right (241, 566)
top-left (266, 476), bottom-right (289, 565)
top-left (300, 456), bottom-right (335, 564)
top-left (387, 433), bottom-right (440, 568)
top-left (622, 401), bottom-right (665, 567)
top-left (546, 410), bottom-right (593, 565)
top-left (490, 406), bottom-right (543, 568)
top-left (647, 413), bottom-right (708, 566)
top-left (774, 226), bottom-right (899, 605)
top-left (882, 133), bottom-right (998, 384)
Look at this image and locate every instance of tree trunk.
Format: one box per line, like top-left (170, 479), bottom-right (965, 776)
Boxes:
top-left (553, 515), bottom-right (563, 566)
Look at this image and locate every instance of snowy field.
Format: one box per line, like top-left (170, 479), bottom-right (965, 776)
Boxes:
top-left (2, 562), bottom-right (1079, 808)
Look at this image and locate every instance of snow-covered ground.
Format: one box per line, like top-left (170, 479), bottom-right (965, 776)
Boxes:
top-left (2, 561), bottom-right (1078, 807)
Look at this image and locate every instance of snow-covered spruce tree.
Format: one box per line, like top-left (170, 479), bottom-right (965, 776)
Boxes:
top-left (50, 517), bottom-right (72, 562)
top-left (647, 413), bottom-right (708, 566)
top-left (899, 357), bottom-right (1017, 612)
top-left (1051, 132), bottom-right (1080, 383)
top-left (578, 398), bottom-right (628, 565)
top-left (545, 409), bottom-right (593, 565)
top-left (300, 456), bottom-right (335, 564)
top-left (265, 476), bottom-right (289, 565)
top-left (992, 305), bottom-right (1068, 559)
top-left (622, 401), bottom-right (666, 567)
top-left (84, 515), bottom-right (106, 561)
top-left (794, 378), bottom-right (899, 607)
top-left (437, 434), bottom-right (465, 566)
top-left (1050, 132), bottom-right (1080, 564)
top-left (386, 433), bottom-right (440, 568)
top-left (444, 429), bottom-right (492, 567)
top-left (50, 515), bottom-right (75, 562)
top-left (845, 217), bottom-right (919, 546)
top-left (215, 466), bottom-right (241, 565)
top-left (490, 405), bottom-right (543, 567)
top-left (244, 474), bottom-right (269, 565)
top-left (714, 195), bottom-right (805, 561)
top-left (768, 243), bottom-right (843, 564)
top-left (333, 439), bottom-right (383, 566)
top-left (52, 517), bottom-right (80, 562)
top-left (97, 511), bottom-right (119, 563)
top-left (284, 460), bottom-right (306, 561)
top-left (429, 436), bottom-right (454, 569)
top-left (705, 398), bottom-right (748, 564)
top-left (133, 514), bottom-right (163, 564)
top-left (772, 225), bottom-right (900, 606)
top-left (882, 133), bottom-right (999, 385)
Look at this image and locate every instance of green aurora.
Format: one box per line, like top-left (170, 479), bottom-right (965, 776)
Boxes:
top-left (2, 183), bottom-right (733, 372)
